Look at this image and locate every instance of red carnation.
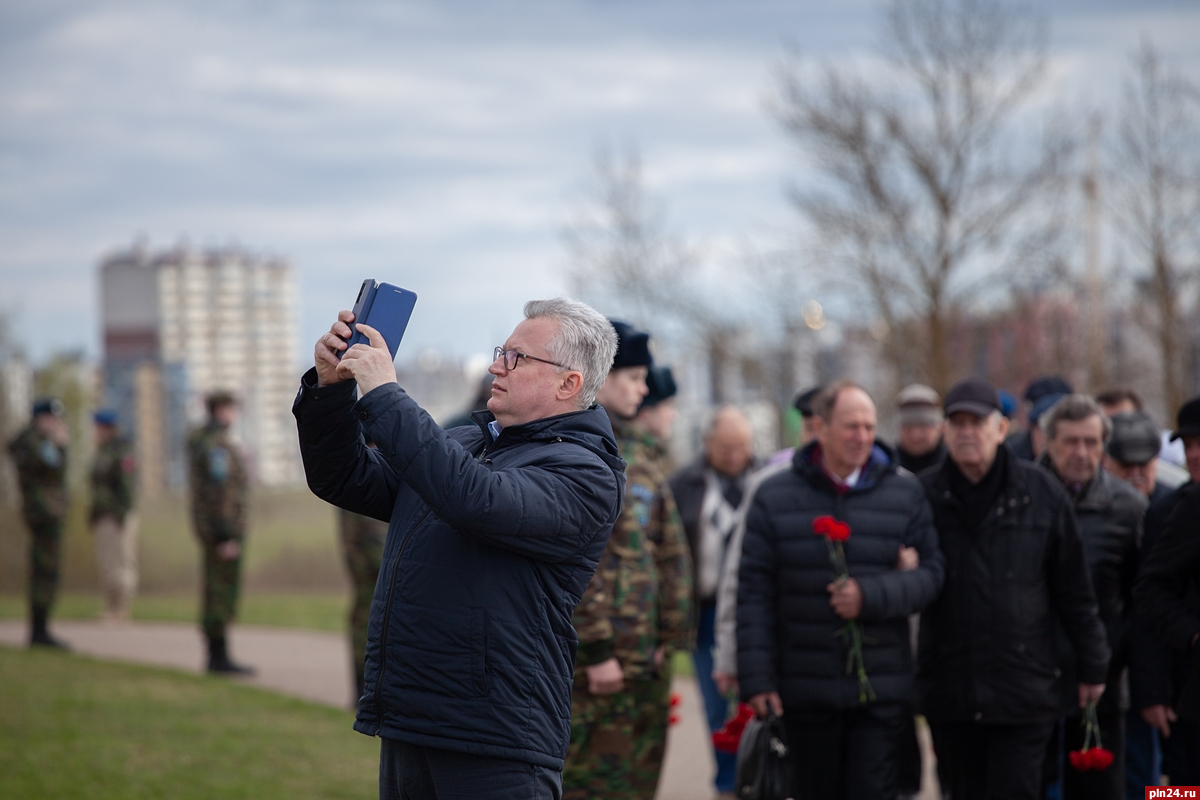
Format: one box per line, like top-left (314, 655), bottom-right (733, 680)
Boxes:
top-left (712, 703), bottom-right (755, 754)
top-left (668, 713), bottom-right (680, 726)
top-left (1068, 749), bottom-right (1087, 770)
top-left (669, 693), bottom-right (681, 708)
top-left (813, 515), bottom-right (836, 536)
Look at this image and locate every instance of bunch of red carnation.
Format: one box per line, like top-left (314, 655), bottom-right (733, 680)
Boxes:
top-left (712, 703), bottom-right (756, 754)
top-left (1068, 747), bottom-right (1114, 771)
top-left (812, 515), bottom-right (851, 542)
top-left (1068, 700), bottom-right (1114, 772)
top-left (813, 514), bottom-right (874, 704)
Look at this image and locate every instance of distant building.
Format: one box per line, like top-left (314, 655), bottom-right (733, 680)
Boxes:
top-left (100, 242), bottom-right (302, 491)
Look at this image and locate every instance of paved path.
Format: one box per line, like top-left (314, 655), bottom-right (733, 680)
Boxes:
top-left (0, 619), bottom-right (715, 799)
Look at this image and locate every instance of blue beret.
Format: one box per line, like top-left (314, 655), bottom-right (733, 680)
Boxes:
top-left (32, 397), bottom-right (64, 418)
top-left (93, 408), bottom-right (120, 427)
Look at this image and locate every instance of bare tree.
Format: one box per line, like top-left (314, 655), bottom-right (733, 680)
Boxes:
top-left (1112, 39), bottom-right (1200, 417)
top-left (773, 0), bottom-right (1072, 393)
top-left (564, 147), bottom-right (748, 404)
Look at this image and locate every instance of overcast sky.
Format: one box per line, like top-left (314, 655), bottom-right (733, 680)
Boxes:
top-left (2, 0), bottom-right (1198, 369)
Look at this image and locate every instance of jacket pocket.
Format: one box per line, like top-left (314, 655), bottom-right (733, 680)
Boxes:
top-left (389, 604), bottom-right (489, 699)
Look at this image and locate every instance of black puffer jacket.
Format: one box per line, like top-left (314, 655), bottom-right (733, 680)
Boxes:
top-left (1135, 482), bottom-right (1200, 720)
top-left (1039, 460), bottom-right (1145, 714)
top-left (737, 441), bottom-right (944, 710)
top-left (293, 372), bottom-right (625, 769)
top-left (917, 448), bottom-right (1109, 724)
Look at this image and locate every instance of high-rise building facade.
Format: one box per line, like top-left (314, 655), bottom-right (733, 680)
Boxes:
top-left (101, 242), bottom-right (302, 490)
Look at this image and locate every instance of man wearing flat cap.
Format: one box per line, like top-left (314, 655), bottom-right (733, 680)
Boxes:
top-left (918, 377), bottom-right (1107, 799)
top-left (7, 398), bottom-right (71, 648)
top-left (895, 384), bottom-right (945, 474)
top-left (90, 409), bottom-right (138, 621)
top-left (565, 321), bottom-right (693, 800)
top-left (1133, 395), bottom-right (1200, 785)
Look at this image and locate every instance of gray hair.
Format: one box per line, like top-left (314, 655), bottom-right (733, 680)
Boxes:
top-left (1040, 394), bottom-right (1112, 443)
top-left (524, 298), bottom-right (618, 409)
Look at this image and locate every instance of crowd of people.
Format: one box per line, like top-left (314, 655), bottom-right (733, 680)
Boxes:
top-left (8, 295), bottom-right (1200, 800)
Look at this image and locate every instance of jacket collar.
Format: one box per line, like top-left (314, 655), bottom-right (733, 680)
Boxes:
top-left (931, 443), bottom-right (1031, 502)
top-left (469, 405), bottom-right (625, 470)
top-left (793, 439), bottom-right (895, 494)
top-left (1037, 453), bottom-right (1111, 511)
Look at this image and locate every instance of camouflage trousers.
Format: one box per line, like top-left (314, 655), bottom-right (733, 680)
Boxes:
top-left (562, 671), bottom-right (672, 800)
top-left (338, 515), bottom-right (383, 696)
top-left (201, 541), bottom-right (243, 640)
top-left (26, 518), bottom-right (63, 617)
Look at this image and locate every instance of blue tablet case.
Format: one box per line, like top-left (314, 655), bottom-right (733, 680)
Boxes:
top-left (344, 280), bottom-right (418, 360)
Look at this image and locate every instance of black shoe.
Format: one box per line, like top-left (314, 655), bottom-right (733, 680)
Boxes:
top-left (207, 656), bottom-right (256, 675)
top-left (206, 635), bottom-right (255, 675)
top-left (30, 631), bottom-right (70, 650)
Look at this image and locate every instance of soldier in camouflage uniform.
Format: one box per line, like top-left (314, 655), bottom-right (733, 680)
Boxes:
top-left (7, 398), bottom-right (71, 648)
top-left (187, 391), bottom-right (253, 674)
top-left (337, 505), bottom-right (386, 701)
top-left (564, 322), bottom-right (693, 800)
top-left (89, 408), bottom-right (138, 621)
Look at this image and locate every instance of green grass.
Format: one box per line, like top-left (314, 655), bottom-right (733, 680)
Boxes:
top-left (0, 645), bottom-right (378, 799)
top-left (0, 591), bottom-right (349, 632)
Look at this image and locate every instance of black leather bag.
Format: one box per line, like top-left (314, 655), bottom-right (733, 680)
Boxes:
top-left (735, 711), bottom-right (792, 800)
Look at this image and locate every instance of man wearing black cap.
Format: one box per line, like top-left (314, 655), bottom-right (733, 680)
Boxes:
top-left (565, 322), bottom-right (693, 800)
top-left (7, 398), bottom-right (70, 648)
top-left (1133, 395), bottom-right (1200, 785)
top-left (1007, 375), bottom-right (1073, 461)
top-left (918, 377), bottom-right (1108, 799)
top-left (633, 365), bottom-right (678, 458)
top-left (90, 409), bottom-right (139, 621)
top-left (1039, 396), bottom-right (1145, 800)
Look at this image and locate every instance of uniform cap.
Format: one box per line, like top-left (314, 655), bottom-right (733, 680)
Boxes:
top-left (93, 408), bottom-right (120, 427)
top-left (1170, 395), bottom-right (1200, 441)
top-left (640, 366), bottom-right (677, 409)
top-left (31, 397), bottom-right (64, 418)
top-left (792, 386), bottom-right (823, 418)
top-left (944, 377), bottom-right (1002, 418)
top-left (1029, 392), bottom-right (1066, 425)
top-left (1107, 412), bottom-right (1161, 465)
top-left (608, 320), bottom-right (653, 370)
top-left (1024, 375), bottom-right (1073, 403)
top-left (206, 390), bottom-right (238, 413)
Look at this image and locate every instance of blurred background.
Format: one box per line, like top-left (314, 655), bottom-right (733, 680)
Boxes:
top-left (1, 0), bottom-right (1198, 606)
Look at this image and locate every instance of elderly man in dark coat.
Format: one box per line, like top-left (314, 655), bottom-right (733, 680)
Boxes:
top-left (296, 298), bottom-right (625, 800)
top-left (918, 378), bottom-right (1109, 800)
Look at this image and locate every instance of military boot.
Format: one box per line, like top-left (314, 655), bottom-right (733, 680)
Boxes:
top-left (207, 635), bottom-right (254, 675)
top-left (29, 609), bottom-right (70, 649)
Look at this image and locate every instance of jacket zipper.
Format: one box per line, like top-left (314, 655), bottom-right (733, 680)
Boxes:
top-left (373, 506), bottom-right (433, 735)
top-left (372, 432), bottom-right (497, 733)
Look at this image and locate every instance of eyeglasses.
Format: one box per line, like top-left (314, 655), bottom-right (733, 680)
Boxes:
top-left (493, 347), bottom-right (571, 371)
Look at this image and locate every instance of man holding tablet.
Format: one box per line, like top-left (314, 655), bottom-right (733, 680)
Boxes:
top-left (295, 297), bottom-right (624, 799)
